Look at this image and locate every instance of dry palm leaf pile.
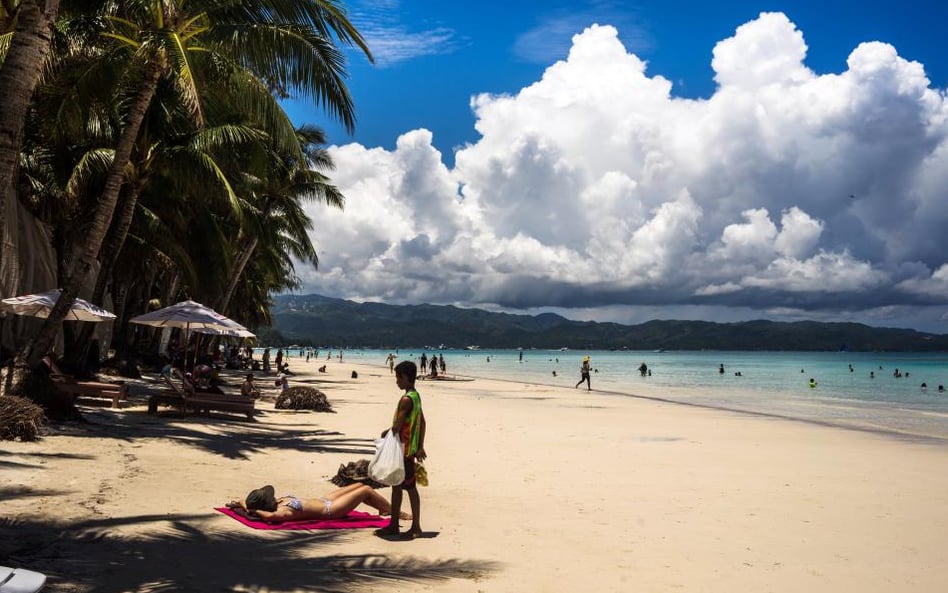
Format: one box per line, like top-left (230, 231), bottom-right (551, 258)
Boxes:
top-left (330, 459), bottom-right (387, 489)
top-left (274, 385), bottom-right (334, 412)
top-left (0, 395), bottom-right (46, 441)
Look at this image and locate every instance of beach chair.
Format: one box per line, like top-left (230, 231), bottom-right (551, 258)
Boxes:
top-left (149, 368), bottom-right (255, 420)
top-left (0, 565), bottom-right (47, 592)
top-left (42, 356), bottom-right (127, 409)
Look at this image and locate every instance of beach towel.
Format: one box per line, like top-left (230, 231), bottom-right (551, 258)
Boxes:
top-left (214, 507), bottom-right (389, 530)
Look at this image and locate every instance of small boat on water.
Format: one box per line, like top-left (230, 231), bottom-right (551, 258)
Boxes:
top-left (465, 345), bottom-right (480, 351)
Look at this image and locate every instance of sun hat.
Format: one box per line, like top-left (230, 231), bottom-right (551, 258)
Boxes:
top-left (245, 485), bottom-right (277, 511)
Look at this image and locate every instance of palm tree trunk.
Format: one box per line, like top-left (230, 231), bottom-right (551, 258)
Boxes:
top-left (67, 179), bottom-right (144, 367)
top-left (4, 61), bottom-right (162, 397)
top-left (216, 234), bottom-right (260, 315)
top-left (0, 0), bottom-right (60, 297)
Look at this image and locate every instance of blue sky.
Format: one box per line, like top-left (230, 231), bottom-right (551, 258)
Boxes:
top-left (280, 1), bottom-right (948, 333)
top-left (286, 1), bottom-right (948, 162)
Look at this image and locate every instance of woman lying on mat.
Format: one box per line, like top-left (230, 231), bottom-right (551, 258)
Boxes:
top-left (226, 483), bottom-right (411, 523)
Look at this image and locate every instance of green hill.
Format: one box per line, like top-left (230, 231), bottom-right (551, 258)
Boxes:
top-left (262, 294), bottom-right (948, 351)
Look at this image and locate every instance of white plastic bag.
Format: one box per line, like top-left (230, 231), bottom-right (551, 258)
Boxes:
top-left (368, 430), bottom-right (405, 486)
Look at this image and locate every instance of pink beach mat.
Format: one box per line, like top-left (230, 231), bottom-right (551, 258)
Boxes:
top-left (214, 507), bottom-right (389, 530)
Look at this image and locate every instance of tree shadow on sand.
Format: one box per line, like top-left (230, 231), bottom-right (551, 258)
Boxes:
top-left (0, 513), bottom-right (498, 593)
top-left (45, 410), bottom-right (377, 461)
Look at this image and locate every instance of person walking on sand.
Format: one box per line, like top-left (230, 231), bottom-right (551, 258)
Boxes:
top-left (386, 353), bottom-right (396, 373)
top-left (376, 361), bottom-right (426, 539)
top-left (575, 356), bottom-right (592, 390)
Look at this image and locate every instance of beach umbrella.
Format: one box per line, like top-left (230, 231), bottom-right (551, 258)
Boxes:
top-left (129, 300), bottom-right (252, 368)
top-left (193, 326), bottom-right (256, 338)
top-left (0, 289), bottom-right (116, 322)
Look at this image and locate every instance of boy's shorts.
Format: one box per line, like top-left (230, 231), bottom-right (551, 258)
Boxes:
top-left (400, 456), bottom-right (416, 488)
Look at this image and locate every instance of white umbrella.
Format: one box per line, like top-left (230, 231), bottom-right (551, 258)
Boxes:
top-left (193, 326), bottom-right (256, 338)
top-left (129, 300), bottom-right (252, 369)
top-left (0, 289), bottom-right (116, 322)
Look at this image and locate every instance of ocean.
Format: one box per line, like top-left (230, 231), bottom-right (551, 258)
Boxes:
top-left (267, 348), bottom-right (948, 442)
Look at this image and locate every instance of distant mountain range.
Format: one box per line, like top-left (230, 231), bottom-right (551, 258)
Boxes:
top-left (263, 294), bottom-right (948, 351)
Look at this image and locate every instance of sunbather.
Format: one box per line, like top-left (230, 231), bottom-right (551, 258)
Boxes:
top-left (226, 483), bottom-right (410, 523)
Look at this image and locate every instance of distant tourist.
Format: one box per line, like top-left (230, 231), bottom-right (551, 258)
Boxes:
top-left (386, 353), bottom-right (396, 373)
top-left (439, 354), bottom-right (446, 374)
top-left (719, 363), bottom-right (725, 374)
top-left (575, 356), bottom-right (592, 391)
top-left (241, 373), bottom-right (260, 398)
top-left (808, 378), bottom-right (817, 389)
top-left (638, 362), bottom-right (648, 377)
top-left (939, 384), bottom-right (945, 393)
top-left (921, 382), bottom-right (928, 391)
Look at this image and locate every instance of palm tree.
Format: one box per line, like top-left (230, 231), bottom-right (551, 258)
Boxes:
top-left (216, 125), bottom-right (343, 316)
top-left (0, 0), bottom-right (61, 298)
top-left (5, 0), bottom-right (371, 400)
top-left (5, 0), bottom-right (371, 397)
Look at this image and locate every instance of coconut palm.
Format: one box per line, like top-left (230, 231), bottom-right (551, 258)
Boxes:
top-left (0, 0), bottom-right (62, 298)
top-left (5, 0), bottom-right (371, 397)
top-left (216, 124), bottom-right (343, 316)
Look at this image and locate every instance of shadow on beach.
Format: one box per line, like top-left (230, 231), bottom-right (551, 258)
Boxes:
top-left (0, 513), bottom-right (498, 593)
top-left (34, 407), bottom-right (377, 461)
top-left (27, 370), bottom-right (379, 461)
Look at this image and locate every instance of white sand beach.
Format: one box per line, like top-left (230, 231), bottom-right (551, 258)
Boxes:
top-left (3, 358), bottom-right (948, 592)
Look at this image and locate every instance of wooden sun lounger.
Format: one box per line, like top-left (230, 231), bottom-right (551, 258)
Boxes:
top-left (51, 378), bottom-right (127, 409)
top-left (43, 356), bottom-right (127, 408)
top-left (148, 372), bottom-right (255, 420)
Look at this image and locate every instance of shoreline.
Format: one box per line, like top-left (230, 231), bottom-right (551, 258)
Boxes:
top-left (419, 367), bottom-right (948, 445)
top-left (3, 358), bottom-right (948, 592)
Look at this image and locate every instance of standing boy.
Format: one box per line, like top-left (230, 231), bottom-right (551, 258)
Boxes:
top-left (377, 360), bottom-right (426, 539)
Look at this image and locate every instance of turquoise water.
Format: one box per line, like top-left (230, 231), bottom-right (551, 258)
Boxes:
top-left (267, 348), bottom-right (948, 441)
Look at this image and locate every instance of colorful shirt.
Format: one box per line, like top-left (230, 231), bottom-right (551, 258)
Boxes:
top-left (395, 389), bottom-right (423, 456)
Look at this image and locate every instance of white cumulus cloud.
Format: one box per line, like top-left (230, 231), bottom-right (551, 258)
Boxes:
top-left (300, 12), bottom-right (948, 331)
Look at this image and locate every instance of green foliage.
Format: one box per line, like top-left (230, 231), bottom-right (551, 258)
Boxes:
top-left (269, 294), bottom-right (948, 351)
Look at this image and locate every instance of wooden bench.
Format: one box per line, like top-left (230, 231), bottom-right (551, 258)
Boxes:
top-left (147, 392), bottom-right (185, 414)
top-left (51, 378), bottom-right (127, 409)
top-left (149, 373), bottom-right (255, 420)
top-left (184, 392), bottom-right (256, 420)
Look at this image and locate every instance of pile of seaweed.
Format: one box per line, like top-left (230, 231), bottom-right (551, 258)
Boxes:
top-left (330, 459), bottom-right (386, 489)
top-left (0, 395), bottom-right (46, 441)
top-left (274, 386), bottom-right (334, 412)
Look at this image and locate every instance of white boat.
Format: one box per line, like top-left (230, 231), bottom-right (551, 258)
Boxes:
top-left (465, 345), bottom-right (480, 351)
